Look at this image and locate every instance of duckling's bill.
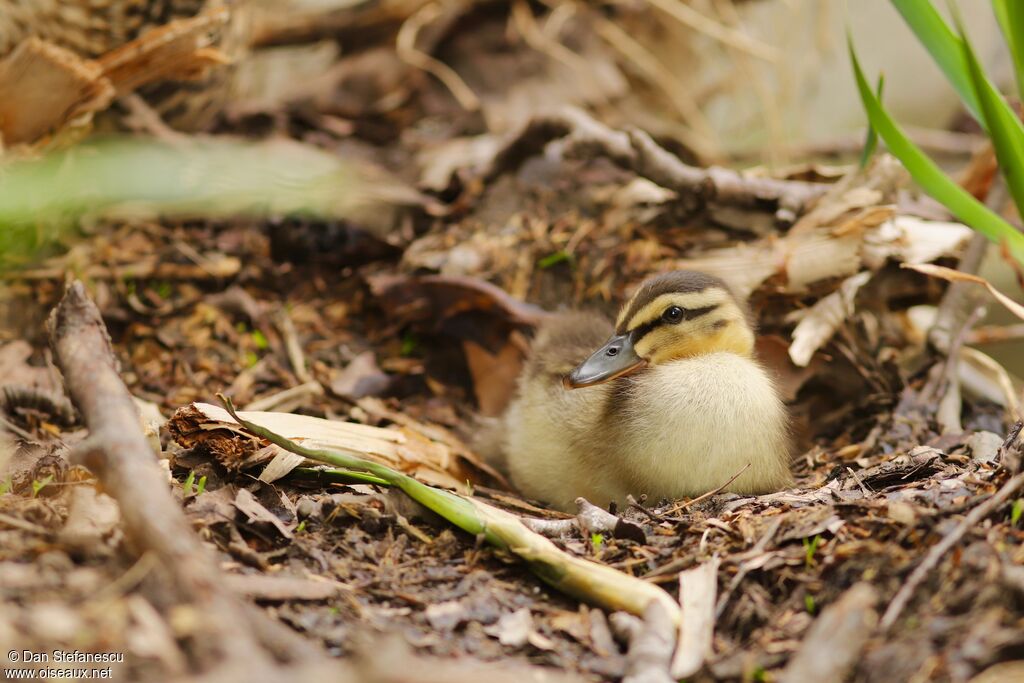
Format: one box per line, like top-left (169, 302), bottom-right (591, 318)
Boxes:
top-left (563, 332), bottom-right (647, 388)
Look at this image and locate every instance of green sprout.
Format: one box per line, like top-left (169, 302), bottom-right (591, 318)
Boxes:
top-left (31, 475), bottom-right (54, 498)
top-left (183, 471), bottom-right (195, 493)
top-left (538, 250), bottom-right (572, 269)
top-left (250, 330), bottom-right (269, 350)
top-left (591, 532), bottom-right (604, 553)
top-left (296, 520), bottom-right (307, 534)
top-left (804, 593), bottom-right (817, 615)
top-left (400, 331), bottom-right (419, 357)
top-left (1011, 499), bottom-right (1023, 527)
top-left (803, 534), bottom-right (821, 568)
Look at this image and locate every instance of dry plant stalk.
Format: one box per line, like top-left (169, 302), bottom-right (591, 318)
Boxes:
top-left (216, 394), bottom-right (683, 626)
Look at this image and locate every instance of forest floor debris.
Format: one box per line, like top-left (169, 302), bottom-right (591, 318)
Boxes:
top-left (2, 2), bottom-right (1024, 682)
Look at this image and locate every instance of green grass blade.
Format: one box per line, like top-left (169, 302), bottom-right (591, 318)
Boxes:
top-left (849, 35), bottom-right (1024, 265)
top-left (891, 0), bottom-right (982, 122)
top-left (993, 0), bottom-right (1024, 101)
top-left (860, 74), bottom-right (886, 168)
top-left (955, 9), bottom-right (1024, 224)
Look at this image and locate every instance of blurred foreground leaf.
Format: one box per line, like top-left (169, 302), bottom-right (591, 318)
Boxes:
top-left (0, 136), bottom-right (363, 268)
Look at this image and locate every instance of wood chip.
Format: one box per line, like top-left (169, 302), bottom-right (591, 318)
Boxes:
top-left (779, 583), bottom-right (878, 683)
top-left (670, 557), bottom-right (719, 679)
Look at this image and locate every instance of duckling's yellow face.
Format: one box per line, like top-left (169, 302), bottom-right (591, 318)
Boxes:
top-left (565, 271), bottom-right (754, 389)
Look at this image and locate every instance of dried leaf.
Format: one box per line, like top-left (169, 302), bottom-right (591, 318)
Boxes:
top-left (463, 339), bottom-right (525, 417)
top-left (0, 38), bottom-right (114, 146)
top-left (234, 488), bottom-right (293, 539)
top-left (903, 263), bottom-right (1024, 321)
top-left (788, 271), bottom-right (872, 367)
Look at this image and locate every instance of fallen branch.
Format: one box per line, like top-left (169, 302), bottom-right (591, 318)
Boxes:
top-left (217, 394), bottom-right (682, 625)
top-left (483, 107), bottom-right (829, 221)
top-left (518, 496), bottom-right (646, 543)
top-left (47, 281), bottom-right (323, 675)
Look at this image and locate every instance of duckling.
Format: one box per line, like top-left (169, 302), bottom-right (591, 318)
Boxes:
top-left (498, 270), bottom-right (791, 512)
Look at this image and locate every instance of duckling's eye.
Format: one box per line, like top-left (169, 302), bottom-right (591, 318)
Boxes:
top-left (662, 306), bottom-right (684, 323)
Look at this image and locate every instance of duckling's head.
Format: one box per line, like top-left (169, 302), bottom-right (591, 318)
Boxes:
top-left (565, 271), bottom-right (753, 389)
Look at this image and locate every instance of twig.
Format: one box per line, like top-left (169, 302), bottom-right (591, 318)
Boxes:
top-left (520, 496), bottom-right (624, 538)
top-left (275, 308), bottom-right (314, 385)
top-left (242, 380), bottom-right (323, 412)
top-left (935, 305), bottom-right (986, 433)
top-left (642, 0), bottom-right (777, 61)
top-left (396, 2), bottom-right (480, 112)
top-left (484, 108), bottom-right (828, 221)
top-left (928, 178), bottom-right (1006, 354)
top-left (662, 462), bottom-right (752, 517)
top-left (845, 467), bottom-right (871, 498)
top-left (879, 470), bottom-right (1024, 631)
top-left (0, 511), bottom-right (51, 535)
top-left (968, 322), bottom-right (1024, 345)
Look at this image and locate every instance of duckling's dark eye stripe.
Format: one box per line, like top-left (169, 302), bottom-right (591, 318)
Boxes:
top-left (628, 304), bottom-right (718, 341)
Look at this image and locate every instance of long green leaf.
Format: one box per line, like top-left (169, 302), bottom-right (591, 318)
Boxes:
top-left (891, 0), bottom-right (982, 122)
top-left (955, 9), bottom-right (1024, 225)
top-left (216, 395), bottom-right (682, 624)
top-left (993, 0), bottom-right (1024, 101)
top-left (849, 36), bottom-right (1024, 265)
top-left (860, 74), bottom-right (886, 168)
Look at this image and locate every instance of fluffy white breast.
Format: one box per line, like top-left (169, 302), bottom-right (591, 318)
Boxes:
top-left (616, 352), bottom-right (791, 500)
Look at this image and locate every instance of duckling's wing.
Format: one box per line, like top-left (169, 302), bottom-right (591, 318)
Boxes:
top-left (476, 311), bottom-right (611, 486)
top-left (523, 311), bottom-right (613, 379)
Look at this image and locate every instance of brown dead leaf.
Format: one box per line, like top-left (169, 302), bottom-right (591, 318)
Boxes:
top-left (370, 273), bottom-right (549, 331)
top-left (330, 351), bottom-right (392, 399)
top-left (755, 335), bottom-right (817, 403)
top-left (168, 401), bottom-right (482, 490)
top-left (234, 488), bottom-right (293, 540)
top-left (463, 338), bottom-right (525, 417)
top-left (0, 341), bottom-right (59, 392)
top-left (788, 271), bottom-right (872, 367)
